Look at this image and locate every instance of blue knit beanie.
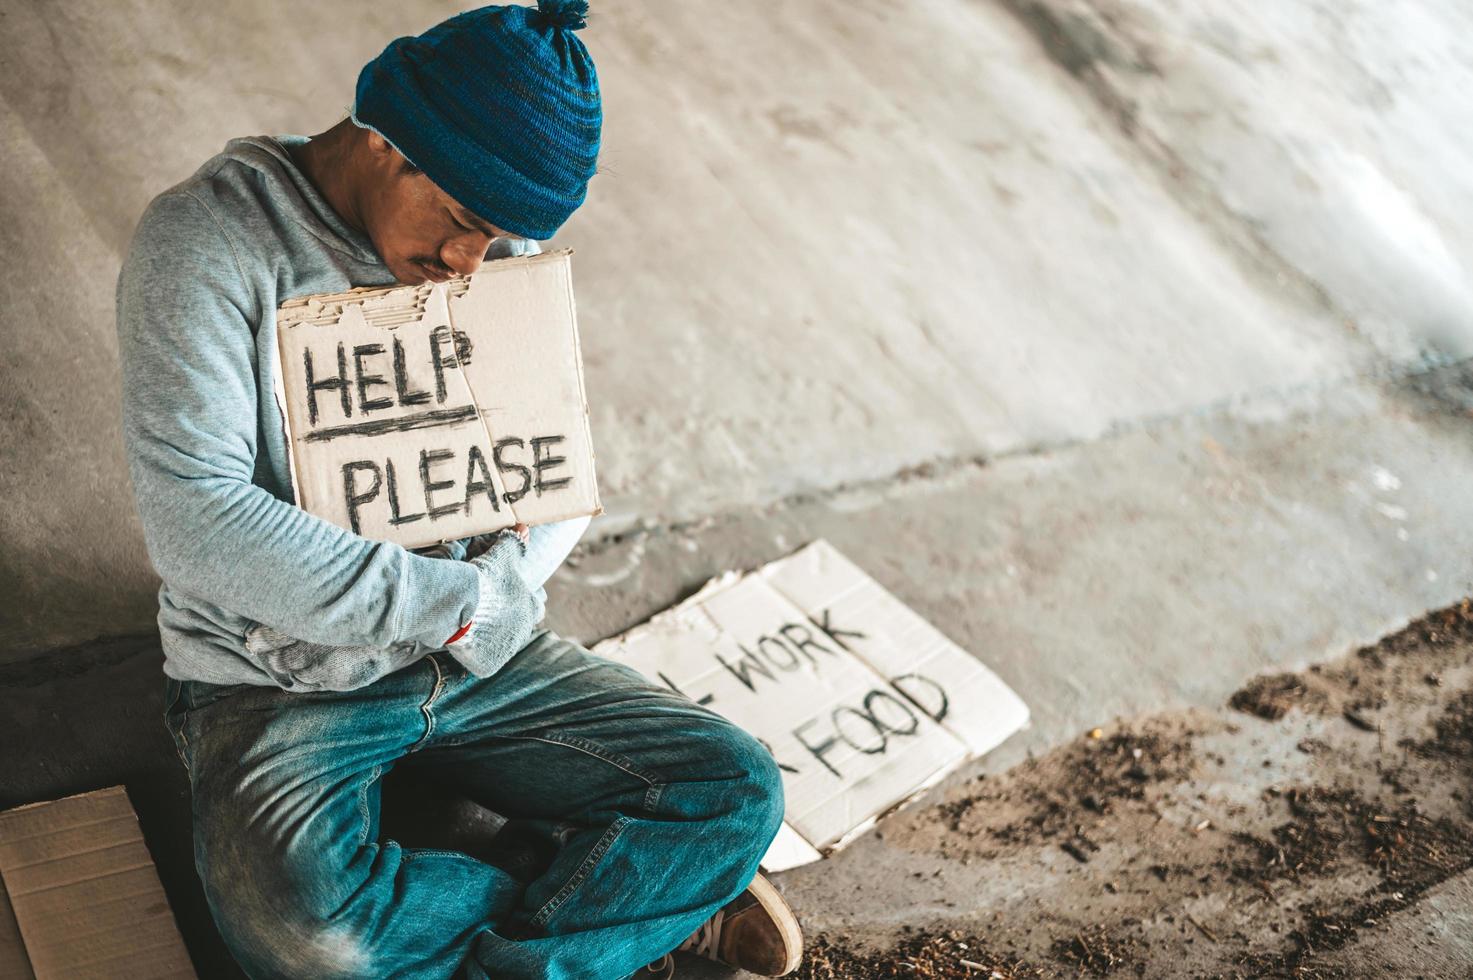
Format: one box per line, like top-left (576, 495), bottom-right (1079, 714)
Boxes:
top-left (353, 0), bottom-right (600, 240)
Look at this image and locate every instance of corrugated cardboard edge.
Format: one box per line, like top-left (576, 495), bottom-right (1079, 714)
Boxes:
top-left (275, 249), bottom-right (573, 321)
top-left (0, 785), bottom-right (126, 818)
top-left (0, 869), bottom-right (33, 979)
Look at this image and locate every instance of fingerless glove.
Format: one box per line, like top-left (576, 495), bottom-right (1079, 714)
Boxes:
top-left (442, 531), bottom-right (548, 677)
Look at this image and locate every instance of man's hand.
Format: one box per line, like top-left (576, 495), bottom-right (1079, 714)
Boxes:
top-left (413, 540), bottom-right (464, 561)
top-left (411, 524), bottom-right (527, 564)
top-left (458, 523), bottom-right (531, 563)
top-left (442, 530), bottom-right (547, 675)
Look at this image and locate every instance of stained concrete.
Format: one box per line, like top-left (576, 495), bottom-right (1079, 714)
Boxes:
top-left (3, 0), bottom-right (1473, 976)
top-left (7, 0), bottom-right (1466, 654)
top-left (1019, 0), bottom-right (1473, 361)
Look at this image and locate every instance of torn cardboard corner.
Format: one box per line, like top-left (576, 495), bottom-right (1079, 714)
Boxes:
top-left (594, 540), bottom-right (1030, 871)
top-left (275, 248), bottom-right (601, 549)
top-left (0, 787), bottom-right (195, 979)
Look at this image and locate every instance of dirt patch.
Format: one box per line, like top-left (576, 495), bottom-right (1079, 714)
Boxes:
top-left (1232, 784), bottom-right (1473, 888)
top-left (1363, 599), bottom-right (1473, 658)
top-left (1227, 673), bottom-right (1322, 721)
top-left (1227, 778), bottom-right (1473, 974)
top-left (930, 723), bottom-right (1197, 863)
top-left (1230, 787), bottom-right (1362, 883)
top-left (794, 929), bottom-right (1043, 979)
top-left (1405, 687), bottom-right (1473, 776)
top-left (807, 601), bottom-right (1473, 978)
top-left (1050, 924), bottom-right (1146, 976)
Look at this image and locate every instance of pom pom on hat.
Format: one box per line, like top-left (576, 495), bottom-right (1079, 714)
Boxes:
top-left (532, 0), bottom-right (589, 30)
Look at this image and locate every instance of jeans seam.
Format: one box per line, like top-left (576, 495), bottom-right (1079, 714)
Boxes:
top-left (436, 730), bottom-right (667, 824)
top-left (410, 656), bottom-right (447, 753)
top-left (401, 848), bottom-right (488, 866)
top-left (357, 763), bottom-right (383, 847)
top-left (529, 815), bottom-right (633, 929)
top-left (163, 682), bottom-right (191, 774)
top-left (177, 722), bottom-right (191, 772)
top-left (514, 731), bottom-right (663, 787)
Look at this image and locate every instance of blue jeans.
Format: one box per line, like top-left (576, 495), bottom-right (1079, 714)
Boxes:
top-left (164, 630), bottom-right (786, 979)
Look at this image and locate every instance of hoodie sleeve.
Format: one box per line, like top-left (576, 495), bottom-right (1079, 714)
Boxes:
top-left (116, 190), bottom-right (480, 648)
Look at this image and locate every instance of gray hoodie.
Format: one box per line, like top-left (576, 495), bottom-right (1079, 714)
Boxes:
top-left (116, 135), bottom-right (581, 690)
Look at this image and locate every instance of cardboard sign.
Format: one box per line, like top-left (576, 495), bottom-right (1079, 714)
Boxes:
top-left (275, 250), bottom-right (600, 548)
top-left (594, 540), bottom-right (1029, 870)
top-left (0, 787), bottom-right (195, 979)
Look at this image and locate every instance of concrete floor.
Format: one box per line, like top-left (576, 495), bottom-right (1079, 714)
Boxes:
top-left (2, 0), bottom-right (1472, 976)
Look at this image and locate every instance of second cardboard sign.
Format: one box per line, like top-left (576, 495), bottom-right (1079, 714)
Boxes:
top-left (595, 540), bottom-right (1030, 870)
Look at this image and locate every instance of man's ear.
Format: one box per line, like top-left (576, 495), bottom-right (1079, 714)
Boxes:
top-left (364, 128), bottom-right (395, 159)
top-left (362, 129), bottom-right (421, 178)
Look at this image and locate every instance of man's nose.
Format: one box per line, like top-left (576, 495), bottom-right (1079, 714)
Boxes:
top-left (441, 237), bottom-right (487, 277)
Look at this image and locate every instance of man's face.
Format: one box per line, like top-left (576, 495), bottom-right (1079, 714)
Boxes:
top-left (361, 140), bottom-right (517, 285)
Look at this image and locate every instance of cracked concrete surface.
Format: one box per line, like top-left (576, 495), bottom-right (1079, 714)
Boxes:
top-left (2, 0), bottom-right (1472, 975)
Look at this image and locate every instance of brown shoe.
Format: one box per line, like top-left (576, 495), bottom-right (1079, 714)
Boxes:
top-left (643, 873), bottom-right (803, 977)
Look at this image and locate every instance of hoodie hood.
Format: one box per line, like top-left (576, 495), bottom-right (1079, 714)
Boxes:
top-left (213, 134), bottom-right (384, 269)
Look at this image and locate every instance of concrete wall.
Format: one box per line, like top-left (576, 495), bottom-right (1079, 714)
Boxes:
top-left (2, 0), bottom-right (1471, 661)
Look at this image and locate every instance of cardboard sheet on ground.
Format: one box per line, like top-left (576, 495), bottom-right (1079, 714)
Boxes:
top-left (0, 787), bottom-right (195, 979)
top-left (274, 249), bottom-right (600, 548)
top-left (593, 540), bottom-right (1030, 870)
